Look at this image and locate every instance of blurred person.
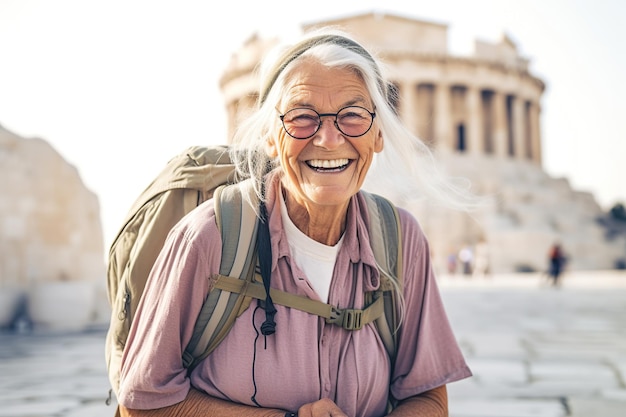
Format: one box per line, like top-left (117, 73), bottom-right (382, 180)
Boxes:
top-left (458, 245), bottom-right (473, 276)
top-left (472, 238), bottom-right (490, 279)
top-left (446, 252), bottom-right (458, 275)
top-left (548, 242), bottom-right (567, 287)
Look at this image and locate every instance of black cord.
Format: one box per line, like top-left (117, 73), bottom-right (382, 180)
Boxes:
top-left (250, 193), bottom-right (277, 408)
top-left (250, 304), bottom-right (263, 407)
top-left (258, 201), bottom-right (276, 336)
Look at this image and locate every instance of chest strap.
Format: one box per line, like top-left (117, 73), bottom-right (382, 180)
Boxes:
top-left (213, 274), bottom-right (384, 331)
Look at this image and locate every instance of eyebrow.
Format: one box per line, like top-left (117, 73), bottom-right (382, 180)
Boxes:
top-left (285, 96), bottom-right (371, 110)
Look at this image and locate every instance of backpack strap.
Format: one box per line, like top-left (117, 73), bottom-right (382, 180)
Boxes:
top-left (361, 191), bottom-right (403, 361)
top-left (361, 191), bottom-right (403, 413)
top-left (183, 180), bottom-right (258, 369)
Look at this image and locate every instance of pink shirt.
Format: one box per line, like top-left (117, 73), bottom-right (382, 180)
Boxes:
top-left (118, 174), bottom-right (471, 416)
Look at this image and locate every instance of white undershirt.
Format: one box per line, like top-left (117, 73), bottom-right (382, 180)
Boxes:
top-left (280, 192), bottom-right (343, 303)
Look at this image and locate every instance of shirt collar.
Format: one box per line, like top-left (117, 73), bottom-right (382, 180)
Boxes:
top-left (264, 171), bottom-right (380, 291)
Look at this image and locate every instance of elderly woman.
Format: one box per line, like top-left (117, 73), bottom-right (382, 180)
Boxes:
top-left (118, 28), bottom-right (473, 417)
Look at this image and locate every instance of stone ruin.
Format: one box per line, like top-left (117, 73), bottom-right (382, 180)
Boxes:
top-left (399, 151), bottom-right (626, 275)
top-left (0, 125), bottom-right (108, 331)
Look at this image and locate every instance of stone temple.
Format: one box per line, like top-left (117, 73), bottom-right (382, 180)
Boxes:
top-left (219, 12), bottom-right (625, 274)
top-left (0, 125), bottom-right (108, 330)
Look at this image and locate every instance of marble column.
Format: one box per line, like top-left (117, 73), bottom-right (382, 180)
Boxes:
top-left (434, 83), bottom-right (452, 151)
top-left (466, 86), bottom-right (483, 155)
top-left (492, 92), bottom-right (508, 158)
top-left (418, 84), bottom-right (437, 144)
top-left (529, 101), bottom-right (542, 165)
top-left (399, 82), bottom-right (419, 137)
top-left (512, 95), bottom-right (526, 159)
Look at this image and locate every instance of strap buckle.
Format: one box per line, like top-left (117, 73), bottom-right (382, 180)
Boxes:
top-left (328, 307), bottom-right (363, 330)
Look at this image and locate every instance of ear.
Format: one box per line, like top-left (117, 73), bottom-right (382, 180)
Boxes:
top-left (374, 130), bottom-right (383, 153)
top-left (265, 136), bottom-right (278, 158)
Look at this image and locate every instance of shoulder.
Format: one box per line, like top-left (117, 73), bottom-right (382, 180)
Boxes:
top-left (396, 207), bottom-right (427, 243)
top-left (358, 192), bottom-right (431, 265)
top-left (395, 207), bottom-right (433, 267)
top-left (167, 197), bottom-right (221, 255)
top-left (362, 192), bottom-right (427, 246)
top-left (357, 191), bottom-right (428, 245)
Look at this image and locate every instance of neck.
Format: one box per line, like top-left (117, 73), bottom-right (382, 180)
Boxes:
top-left (283, 190), bottom-right (349, 246)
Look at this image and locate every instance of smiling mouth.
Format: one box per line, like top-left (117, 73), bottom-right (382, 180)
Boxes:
top-left (306, 158), bottom-right (351, 172)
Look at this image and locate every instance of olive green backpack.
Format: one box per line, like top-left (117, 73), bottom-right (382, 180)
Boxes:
top-left (105, 145), bottom-right (403, 405)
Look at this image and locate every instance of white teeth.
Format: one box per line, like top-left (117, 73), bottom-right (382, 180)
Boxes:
top-left (308, 159), bottom-right (349, 169)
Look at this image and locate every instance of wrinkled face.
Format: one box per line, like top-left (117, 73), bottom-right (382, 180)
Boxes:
top-left (266, 60), bottom-right (383, 211)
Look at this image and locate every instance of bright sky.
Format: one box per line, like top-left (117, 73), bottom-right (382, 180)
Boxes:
top-left (1, 0), bottom-right (625, 250)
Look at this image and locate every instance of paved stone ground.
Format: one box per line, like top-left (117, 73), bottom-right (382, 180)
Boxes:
top-left (441, 271), bottom-right (626, 417)
top-left (0, 270), bottom-right (624, 417)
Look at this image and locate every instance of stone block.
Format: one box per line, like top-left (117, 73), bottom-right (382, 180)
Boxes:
top-left (465, 358), bottom-right (528, 385)
top-left (27, 282), bottom-right (96, 332)
top-left (0, 288), bottom-right (23, 327)
top-left (450, 398), bottom-right (566, 417)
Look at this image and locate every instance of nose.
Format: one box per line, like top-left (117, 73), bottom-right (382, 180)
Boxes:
top-left (313, 117), bottom-right (344, 149)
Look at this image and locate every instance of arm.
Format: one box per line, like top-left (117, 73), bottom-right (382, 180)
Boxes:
top-left (120, 387), bottom-right (350, 417)
top-left (119, 387), bottom-right (286, 417)
top-left (387, 385), bottom-right (448, 417)
top-left (386, 210), bottom-right (470, 417)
